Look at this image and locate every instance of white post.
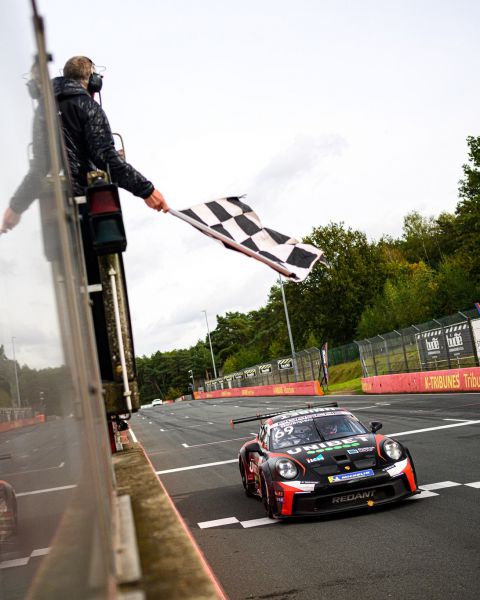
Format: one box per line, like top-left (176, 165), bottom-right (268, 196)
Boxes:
top-left (202, 310), bottom-right (218, 379)
top-left (109, 268), bottom-right (132, 413)
top-left (278, 277), bottom-right (299, 382)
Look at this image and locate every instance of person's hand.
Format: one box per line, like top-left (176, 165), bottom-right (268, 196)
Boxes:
top-left (144, 189), bottom-right (169, 213)
top-left (0, 208), bottom-right (21, 234)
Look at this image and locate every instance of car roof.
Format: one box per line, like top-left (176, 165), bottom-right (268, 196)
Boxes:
top-left (269, 406), bottom-right (353, 425)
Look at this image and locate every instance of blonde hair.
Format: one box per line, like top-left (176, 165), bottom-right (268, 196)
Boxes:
top-left (63, 56), bottom-right (94, 86)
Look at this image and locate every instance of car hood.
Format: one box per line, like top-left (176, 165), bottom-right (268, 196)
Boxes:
top-left (280, 433), bottom-right (378, 467)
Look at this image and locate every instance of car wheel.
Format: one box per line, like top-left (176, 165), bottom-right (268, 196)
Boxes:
top-left (260, 474), bottom-right (275, 519)
top-left (239, 461), bottom-right (255, 497)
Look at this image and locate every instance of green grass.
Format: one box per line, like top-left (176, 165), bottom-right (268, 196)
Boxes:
top-left (325, 377), bottom-right (363, 394)
top-left (322, 359), bottom-right (363, 394)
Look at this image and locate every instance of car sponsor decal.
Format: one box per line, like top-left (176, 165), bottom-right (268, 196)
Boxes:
top-left (332, 490), bottom-right (376, 504)
top-left (328, 469), bottom-right (374, 483)
top-left (347, 446), bottom-right (375, 454)
top-left (287, 435), bottom-right (371, 455)
top-left (274, 411), bottom-right (351, 427)
top-left (306, 454), bottom-right (324, 463)
top-left (384, 458), bottom-right (408, 477)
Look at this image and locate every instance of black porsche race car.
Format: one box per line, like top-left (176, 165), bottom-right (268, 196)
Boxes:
top-left (232, 403), bottom-right (419, 519)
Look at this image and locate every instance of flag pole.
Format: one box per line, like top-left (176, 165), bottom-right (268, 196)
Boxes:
top-left (278, 276), bottom-right (299, 382)
top-left (169, 208), bottom-right (293, 278)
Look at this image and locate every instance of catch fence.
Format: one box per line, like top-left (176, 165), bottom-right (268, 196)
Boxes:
top-left (355, 309), bottom-right (480, 377)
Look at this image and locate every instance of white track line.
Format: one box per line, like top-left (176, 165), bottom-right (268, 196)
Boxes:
top-left (182, 436), bottom-right (254, 448)
top-left (16, 484), bottom-right (76, 497)
top-left (0, 547), bottom-right (50, 570)
top-left (156, 458), bottom-right (238, 475)
top-left (390, 420), bottom-right (480, 437)
top-left (198, 517), bottom-right (239, 529)
top-left (465, 481), bottom-right (480, 488)
top-left (407, 490), bottom-right (439, 500)
top-left (420, 481), bottom-right (462, 491)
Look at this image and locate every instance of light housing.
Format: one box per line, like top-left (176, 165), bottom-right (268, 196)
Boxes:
top-left (275, 458), bottom-right (298, 480)
top-left (383, 438), bottom-right (403, 461)
top-left (87, 182), bottom-right (127, 255)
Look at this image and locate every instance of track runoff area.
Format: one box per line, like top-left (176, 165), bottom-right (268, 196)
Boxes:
top-left (131, 393), bottom-right (480, 600)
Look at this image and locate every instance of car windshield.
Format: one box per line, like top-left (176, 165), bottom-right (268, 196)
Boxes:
top-left (269, 415), bottom-right (368, 449)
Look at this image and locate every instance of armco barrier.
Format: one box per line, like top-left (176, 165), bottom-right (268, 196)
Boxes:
top-left (194, 380), bottom-right (323, 400)
top-left (0, 413), bottom-right (45, 433)
top-left (362, 367), bottom-right (480, 394)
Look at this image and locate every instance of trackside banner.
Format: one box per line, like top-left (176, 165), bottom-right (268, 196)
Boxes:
top-left (362, 367), bottom-right (480, 394)
top-left (194, 380), bottom-right (323, 400)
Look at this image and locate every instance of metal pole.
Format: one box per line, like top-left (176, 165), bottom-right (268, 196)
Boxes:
top-left (278, 276), bottom-right (299, 382)
top-left (109, 268), bottom-right (132, 413)
top-left (11, 337), bottom-right (21, 408)
top-left (394, 329), bottom-right (409, 373)
top-left (202, 310), bottom-right (218, 379)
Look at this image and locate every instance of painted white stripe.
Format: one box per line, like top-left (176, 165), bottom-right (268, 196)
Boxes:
top-left (390, 420), bottom-right (480, 437)
top-left (420, 481), bottom-right (462, 491)
top-left (16, 484), bottom-right (76, 497)
top-left (407, 490), bottom-right (439, 500)
top-left (198, 517), bottom-right (239, 529)
top-left (241, 517), bottom-right (278, 529)
top-left (0, 557), bottom-right (30, 569)
top-left (0, 547), bottom-right (51, 570)
top-left (443, 418), bottom-right (471, 422)
top-left (30, 548), bottom-right (50, 557)
top-left (464, 481), bottom-right (480, 488)
top-left (156, 459), bottom-right (237, 475)
top-left (129, 428), bottom-right (138, 443)
top-left (353, 405), bottom-right (378, 410)
top-left (182, 436), bottom-right (254, 449)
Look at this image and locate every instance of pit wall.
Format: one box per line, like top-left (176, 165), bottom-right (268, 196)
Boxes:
top-left (362, 366), bottom-right (480, 394)
top-left (194, 380), bottom-right (323, 400)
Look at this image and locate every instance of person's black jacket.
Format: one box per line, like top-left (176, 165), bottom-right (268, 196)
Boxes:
top-left (52, 76), bottom-right (154, 198)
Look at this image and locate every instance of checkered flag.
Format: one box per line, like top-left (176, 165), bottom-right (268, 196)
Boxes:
top-left (170, 196), bottom-right (326, 282)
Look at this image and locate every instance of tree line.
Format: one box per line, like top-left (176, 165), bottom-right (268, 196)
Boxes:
top-left (137, 136), bottom-right (480, 401)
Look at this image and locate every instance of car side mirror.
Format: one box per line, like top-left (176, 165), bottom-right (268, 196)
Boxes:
top-left (245, 441), bottom-right (263, 455)
top-left (370, 421), bottom-right (383, 433)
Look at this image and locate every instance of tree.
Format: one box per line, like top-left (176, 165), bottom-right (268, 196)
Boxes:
top-left (356, 262), bottom-right (438, 338)
top-left (457, 135), bottom-right (480, 273)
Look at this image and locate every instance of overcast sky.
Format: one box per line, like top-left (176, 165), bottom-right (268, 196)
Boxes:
top-left (3, 0), bottom-right (480, 367)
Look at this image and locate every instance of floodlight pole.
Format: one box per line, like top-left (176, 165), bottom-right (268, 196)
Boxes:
top-left (278, 276), bottom-right (299, 382)
top-left (11, 337), bottom-right (21, 408)
top-left (202, 310), bottom-right (218, 379)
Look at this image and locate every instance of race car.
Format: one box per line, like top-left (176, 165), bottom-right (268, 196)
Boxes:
top-left (0, 480), bottom-right (17, 540)
top-left (232, 403), bottom-right (419, 518)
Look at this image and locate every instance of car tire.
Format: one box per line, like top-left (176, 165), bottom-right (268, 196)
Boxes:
top-left (239, 461), bottom-right (255, 497)
top-left (260, 474), bottom-right (275, 519)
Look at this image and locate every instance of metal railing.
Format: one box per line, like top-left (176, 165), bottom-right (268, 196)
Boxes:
top-left (355, 309), bottom-right (480, 377)
top-left (205, 348), bottom-right (323, 391)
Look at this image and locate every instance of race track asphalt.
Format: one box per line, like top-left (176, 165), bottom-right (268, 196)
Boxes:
top-left (132, 393), bottom-right (480, 600)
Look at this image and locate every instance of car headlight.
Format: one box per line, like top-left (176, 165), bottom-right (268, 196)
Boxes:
top-left (383, 438), bottom-right (403, 461)
top-left (276, 458), bottom-right (298, 479)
